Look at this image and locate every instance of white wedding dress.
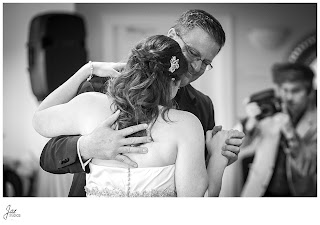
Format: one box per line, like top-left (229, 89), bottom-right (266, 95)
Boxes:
top-left (85, 163), bottom-right (177, 197)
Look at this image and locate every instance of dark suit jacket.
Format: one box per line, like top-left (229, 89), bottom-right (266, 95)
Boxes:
top-left (40, 78), bottom-right (215, 197)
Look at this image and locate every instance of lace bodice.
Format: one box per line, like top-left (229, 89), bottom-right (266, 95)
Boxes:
top-left (85, 163), bottom-right (176, 197)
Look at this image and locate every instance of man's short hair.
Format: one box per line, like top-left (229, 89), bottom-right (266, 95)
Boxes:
top-left (272, 62), bottom-right (315, 92)
top-left (172, 9), bottom-right (226, 49)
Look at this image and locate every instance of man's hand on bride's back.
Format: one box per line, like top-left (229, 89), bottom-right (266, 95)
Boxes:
top-left (78, 110), bottom-right (150, 168)
top-left (92, 62), bottom-right (126, 78)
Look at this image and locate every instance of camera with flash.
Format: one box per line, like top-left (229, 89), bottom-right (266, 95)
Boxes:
top-left (248, 88), bottom-right (282, 120)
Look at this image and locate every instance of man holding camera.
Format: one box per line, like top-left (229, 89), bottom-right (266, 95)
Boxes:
top-left (240, 62), bottom-right (316, 197)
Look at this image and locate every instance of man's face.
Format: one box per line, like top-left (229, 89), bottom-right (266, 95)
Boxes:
top-left (278, 81), bottom-right (309, 117)
top-left (168, 27), bottom-right (221, 87)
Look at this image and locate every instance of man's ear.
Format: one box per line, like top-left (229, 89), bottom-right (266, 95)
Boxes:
top-left (167, 28), bottom-right (176, 38)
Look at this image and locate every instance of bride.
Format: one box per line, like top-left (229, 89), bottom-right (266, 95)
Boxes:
top-left (33, 35), bottom-right (230, 197)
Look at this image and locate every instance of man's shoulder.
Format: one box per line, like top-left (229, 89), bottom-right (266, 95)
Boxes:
top-left (77, 77), bottom-right (109, 95)
top-left (185, 84), bottom-right (213, 105)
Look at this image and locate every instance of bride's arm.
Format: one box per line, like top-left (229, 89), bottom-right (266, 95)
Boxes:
top-left (175, 112), bottom-right (208, 197)
top-left (33, 61), bottom-right (123, 137)
top-left (33, 92), bottom-right (110, 138)
top-left (36, 62), bottom-right (91, 112)
top-left (36, 62), bottom-right (124, 112)
top-left (206, 130), bottom-right (231, 197)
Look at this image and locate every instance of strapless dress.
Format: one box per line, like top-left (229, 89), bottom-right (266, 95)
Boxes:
top-left (85, 163), bottom-right (176, 197)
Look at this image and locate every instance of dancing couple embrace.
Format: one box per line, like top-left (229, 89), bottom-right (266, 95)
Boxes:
top-left (33, 9), bottom-right (245, 197)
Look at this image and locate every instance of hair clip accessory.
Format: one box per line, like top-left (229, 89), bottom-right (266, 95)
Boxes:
top-left (169, 56), bottom-right (179, 73)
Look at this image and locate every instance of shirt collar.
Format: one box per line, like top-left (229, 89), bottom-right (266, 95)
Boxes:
top-left (183, 84), bottom-right (197, 104)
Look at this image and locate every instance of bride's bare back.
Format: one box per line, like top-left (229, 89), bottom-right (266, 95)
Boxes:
top-left (67, 92), bottom-right (205, 169)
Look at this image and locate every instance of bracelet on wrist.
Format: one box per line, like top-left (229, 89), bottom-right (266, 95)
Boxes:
top-left (86, 61), bottom-right (94, 81)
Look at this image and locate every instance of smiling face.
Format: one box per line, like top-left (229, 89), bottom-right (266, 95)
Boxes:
top-left (168, 27), bottom-right (221, 87)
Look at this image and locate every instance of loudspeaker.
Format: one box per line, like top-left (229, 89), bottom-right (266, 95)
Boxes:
top-left (27, 13), bottom-right (87, 101)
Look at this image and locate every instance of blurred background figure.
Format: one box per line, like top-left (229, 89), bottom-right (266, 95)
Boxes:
top-left (231, 63), bottom-right (317, 197)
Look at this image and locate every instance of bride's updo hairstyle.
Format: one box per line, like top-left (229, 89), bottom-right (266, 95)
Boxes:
top-left (107, 35), bottom-right (188, 136)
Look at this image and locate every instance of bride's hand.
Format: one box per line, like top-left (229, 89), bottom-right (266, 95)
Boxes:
top-left (90, 62), bottom-right (126, 78)
top-left (206, 129), bottom-right (229, 165)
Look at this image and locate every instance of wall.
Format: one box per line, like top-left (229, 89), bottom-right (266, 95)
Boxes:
top-left (3, 3), bottom-right (75, 196)
top-left (76, 3), bottom-right (316, 121)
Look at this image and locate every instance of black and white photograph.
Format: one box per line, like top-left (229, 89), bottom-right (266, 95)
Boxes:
top-left (1, 1), bottom-right (318, 224)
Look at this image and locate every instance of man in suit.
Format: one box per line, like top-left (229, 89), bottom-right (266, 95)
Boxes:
top-left (40, 9), bottom-right (244, 196)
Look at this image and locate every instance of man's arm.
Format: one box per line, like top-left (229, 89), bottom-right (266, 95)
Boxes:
top-left (40, 135), bottom-right (83, 174)
top-left (38, 62), bottom-right (150, 174)
top-left (39, 107), bottom-right (150, 174)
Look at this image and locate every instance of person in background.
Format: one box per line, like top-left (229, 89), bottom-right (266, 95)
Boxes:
top-left (40, 9), bottom-right (244, 197)
top-left (239, 62), bottom-right (316, 197)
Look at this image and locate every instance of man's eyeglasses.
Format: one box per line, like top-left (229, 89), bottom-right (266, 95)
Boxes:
top-left (176, 32), bottom-right (213, 71)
